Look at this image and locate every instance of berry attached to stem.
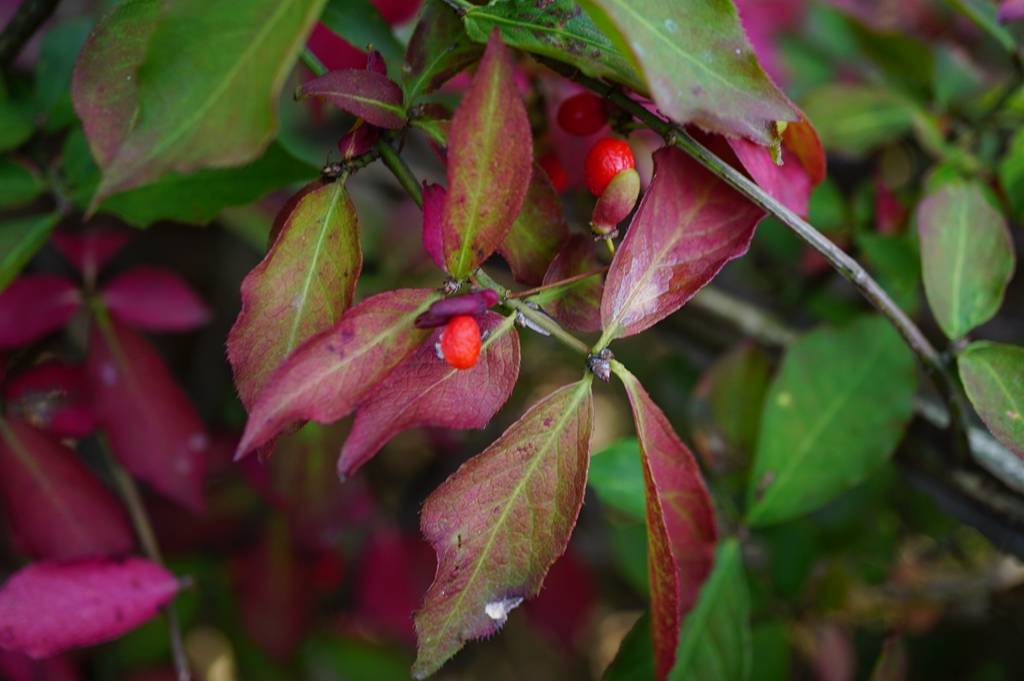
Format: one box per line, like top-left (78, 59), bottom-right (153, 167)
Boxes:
top-left (557, 92), bottom-right (609, 136)
top-left (585, 138), bottom-right (635, 196)
top-left (440, 315), bottom-right (482, 369)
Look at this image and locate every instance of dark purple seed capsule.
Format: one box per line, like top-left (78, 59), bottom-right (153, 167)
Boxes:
top-left (414, 289), bottom-right (501, 328)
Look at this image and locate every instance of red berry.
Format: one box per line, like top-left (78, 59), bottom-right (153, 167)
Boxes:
top-left (557, 92), bottom-right (609, 136)
top-left (585, 138), bottom-right (635, 196)
top-left (440, 315), bottom-right (482, 370)
top-left (538, 153), bottom-right (569, 193)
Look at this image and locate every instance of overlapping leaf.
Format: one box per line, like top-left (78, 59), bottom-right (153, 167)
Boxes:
top-left (601, 147), bottom-right (763, 341)
top-left (296, 70), bottom-right (405, 129)
top-left (801, 85), bottom-right (915, 157)
top-left (958, 341), bottom-right (1024, 459)
top-left (0, 275), bottom-right (81, 349)
top-left (442, 32), bottom-right (532, 279)
top-left (338, 312), bottom-right (520, 479)
top-left (0, 159), bottom-right (45, 209)
top-left (497, 164), bottom-right (569, 285)
top-left (0, 214), bottom-right (59, 291)
top-left (540, 234), bottom-right (604, 333)
top-left (413, 378), bottom-right (594, 678)
top-left (404, 0), bottom-right (483, 102)
top-left (229, 181), bottom-right (362, 410)
top-left (421, 182), bottom-right (446, 269)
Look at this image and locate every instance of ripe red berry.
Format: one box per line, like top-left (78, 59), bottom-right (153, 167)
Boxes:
top-left (440, 315), bottom-right (482, 370)
top-left (538, 152), bottom-right (569, 193)
top-left (585, 138), bottom-right (635, 196)
top-left (557, 92), bottom-right (609, 136)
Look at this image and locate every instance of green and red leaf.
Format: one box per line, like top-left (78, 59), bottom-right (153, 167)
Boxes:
top-left (539, 234), bottom-right (604, 333)
top-left (497, 164), bottom-right (570, 285)
top-left (295, 69), bottom-right (406, 129)
top-left (958, 341), bottom-right (1024, 459)
top-left (404, 0), bottom-right (483, 102)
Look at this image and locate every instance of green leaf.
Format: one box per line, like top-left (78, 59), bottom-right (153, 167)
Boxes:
top-left (747, 317), bottom-right (916, 527)
top-left (959, 341), bottom-right (1024, 459)
top-left (668, 539), bottom-right (751, 681)
top-left (998, 127), bottom-right (1024, 220)
top-left (461, 0), bottom-right (644, 94)
top-left (0, 90), bottom-right (33, 153)
top-left (843, 16), bottom-right (934, 99)
top-left (33, 18), bottom-right (93, 130)
top-left (321, 0), bottom-right (404, 72)
top-left (497, 163), bottom-right (569, 285)
top-left (856, 231), bottom-right (921, 315)
top-left (916, 181), bottom-right (1015, 340)
top-left (302, 635), bottom-right (411, 681)
top-left (589, 438), bottom-right (646, 521)
top-left (801, 84), bottom-right (915, 156)
top-left (604, 613), bottom-right (654, 681)
top-left (0, 214), bottom-right (60, 292)
top-left (0, 158), bottom-right (45, 209)
top-left (404, 0), bottom-right (483, 103)
top-left (578, 0), bottom-right (797, 145)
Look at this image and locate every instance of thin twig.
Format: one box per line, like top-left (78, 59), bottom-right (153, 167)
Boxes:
top-left (300, 47), bottom-right (327, 77)
top-left (376, 139), bottom-right (424, 208)
top-left (508, 266), bottom-right (608, 299)
top-left (0, 0), bottom-right (60, 68)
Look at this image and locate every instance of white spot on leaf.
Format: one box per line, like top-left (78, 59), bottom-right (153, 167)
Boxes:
top-left (664, 18), bottom-right (678, 33)
top-left (484, 596), bottom-right (523, 626)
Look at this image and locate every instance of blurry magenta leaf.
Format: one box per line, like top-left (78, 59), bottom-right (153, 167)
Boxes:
top-left (0, 214), bottom-right (59, 291)
top-left (579, 0), bottom-right (798, 145)
top-left (442, 32), bottom-right (532, 279)
top-left (0, 651), bottom-right (80, 681)
top-left (1001, 0), bottom-right (1024, 22)
top-left (236, 289), bottom-right (438, 457)
top-left (50, 227), bottom-right (130, 281)
top-left (228, 181), bottom-right (362, 410)
top-left (0, 417), bottom-right (133, 560)
top-left (540, 234), bottom-right (604, 333)
top-left (413, 378), bottom-right (594, 678)
top-left (87, 319), bottom-right (209, 512)
top-left (295, 69), bottom-right (405, 128)
top-left (588, 438), bottom-right (645, 521)
top-left (404, 0), bottom-right (482, 102)
top-left (618, 366), bottom-right (717, 679)
top-left (601, 147), bottom-right (763, 341)
top-left (747, 317), bottom-right (916, 527)
top-left (74, 0), bottom-right (325, 206)
top-left (3, 362), bottom-right (96, 439)
top-left (0, 159), bottom-right (45, 209)
top-left (999, 128), bottom-right (1024, 219)
top-left (338, 312), bottom-right (520, 478)
top-left (522, 550), bottom-right (597, 647)
top-left (603, 613), bottom-right (654, 681)
top-left (101, 267), bottom-right (210, 333)
top-left (916, 181), bottom-right (1015, 339)
top-left (0, 559), bottom-right (179, 658)
top-left (668, 539), bottom-right (750, 681)
top-left (354, 528), bottom-right (435, 645)
top-left (321, 0), bottom-right (404, 70)
top-left (801, 85), bottom-right (915, 156)
top-left (0, 275), bottom-right (80, 349)
top-left (421, 182), bottom-right (445, 269)
top-left (958, 341), bottom-right (1024, 459)
top-left (497, 164), bottom-right (570, 285)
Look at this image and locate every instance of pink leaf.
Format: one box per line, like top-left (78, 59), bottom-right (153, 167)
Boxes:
top-left (617, 367), bottom-right (717, 679)
top-left (1001, 0), bottom-right (1024, 22)
top-left (338, 123), bottom-right (380, 159)
top-left (3, 361), bottom-right (96, 438)
top-left (496, 163), bottom-right (570, 285)
top-left (236, 289), bottom-right (439, 458)
top-left (295, 69), bottom-right (406, 129)
top-left (541, 234), bottom-right (604, 333)
top-left (442, 31), bottom-right (533, 279)
top-left (0, 275), bottom-right (81, 350)
top-left (0, 418), bottom-right (134, 561)
top-left (0, 559), bottom-right (180, 658)
top-left (413, 378), bottom-right (594, 678)
top-left (355, 528), bottom-right (435, 645)
top-left (51, 228), bottom-right (132, 280)
top-left (421, 182), bottom-right (446, 270)
top-left (101, 266), bottom-right (210, 332)
top-left (86, 320), bottom-right (208, 512)
top-left (523, 549), bottom-right (596, 648)
top-left (601, 147), bottom-right (763, 340)
top-left (307, 23), bottom-right (367, 71)
top-left (338, 312), bottom-right (520, 478)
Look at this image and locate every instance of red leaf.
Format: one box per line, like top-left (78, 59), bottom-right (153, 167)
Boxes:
top-left (442, 31), bottom-right (533, 279)
top-left (355, 528), bottom-right (435, 645)
top-left (86, 320), bottom-right (208, 512)
top-left (541, 234), bottom-right (604, 333)
top-left (413, 378), bottom-right (594, 678)
top-left (307, 23), bottom-right (367, 71)
top-left (295, 69), bottom-right (406, 129)
top-left (601, 147), bottom-right (763, 340)
top-left (497, 163), bottom-right (570, 285)
top-left (616, 367), bottom-right (717, 680)
top-left (101, 266), bottom-right (210, 332)
top-left (3, 362), bottom-right (96, 438)
top-left (0, 418), bottom-right (134, 561)
top-left (0, 559), bottom-right (180, 658)
top-left (0, 651), bottom-right (80, 681)
top-left (236, 289), bottom-right (439, 458)
top-left (51, 228), bottom-right (132, 281)
top-left (421, 182), bottom-right (446, 270)
top-left (0, 276), bottom-right (81, 350)
top-left (523, 549), bottom-right (596, 648)
top-left (338, 312), bottom-right (520, 478)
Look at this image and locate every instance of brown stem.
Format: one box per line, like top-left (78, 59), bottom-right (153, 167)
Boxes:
top-left (508, 266), bottom-right (608, 299)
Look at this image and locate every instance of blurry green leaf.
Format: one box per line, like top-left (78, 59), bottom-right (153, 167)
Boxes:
top-left (747, 317), bottom-right (916, 527)
top-left (609, 521), bottom-right (649, 594)
top-left (589, 438), bottom-right (645, 521)
top-left (302, 635), bottom-right (411, 681)
top-left (844, 17), bottom-right (933, 99)
top-left (0, 213), bottom-right (59, 291)
top-left (802, 85), bottom-right (915, 156)
top-left (669, 539), bottom-right (751, 681)
top-left (916, 181), bottom-right (1015, 339)
top-left (0, 90), bottom-right (33, 153)
top-left (856, 232), bottom-right (921, 315)
top-left (999, 127), bottom-right (1024, 219)
top-left (0, 158), bottom-right (45, 208)
top-left (807, 178), bottom-right (847, 234)
top-left (932, 45), bottom-right (984, 111)
top-left (946, 0), bottom-right (1017, 55)
top-left (604, 613), bottom-right (654, 681)
top-left (34, 18), bottom-right (93, 130)
top-left (321, 0), bottom-right (403, 70)
top-left (959, 341), bottom-right (1024, 459)
top-left (751, 621), bottom-right (791, 681)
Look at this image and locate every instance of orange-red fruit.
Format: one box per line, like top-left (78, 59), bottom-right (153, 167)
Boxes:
top-left (557, 92), bottom-right (609, 136)
top-left (585, 138), bottom-right (635, 196)
top-left (538, 152), bottom-right (569, 193)
top-left (440, 315), bottom-right (482, 370)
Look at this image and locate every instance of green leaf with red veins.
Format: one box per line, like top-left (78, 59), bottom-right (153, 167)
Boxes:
top-left (413, 377), bottom-right (594, 679)
top-left (958, 341), bottom-right (1024, 459)
top-left (75, 0), bottom-right (326, 207)
top-left (295, 70), bottom-right (406, 129)
top-left (404, 0), bottom-right (483, 103)
top-left (616, 365), bottom-right (717, 680)
top-left (916, 182), bottom-right (1016, 340)
top-left (236, 289), bottom-right (440, 458)
top-left (339, 312), bottom-right (520, 479)
top-left (442, 31), bottom-right (533, 279)
top-left (578, 0), bottom-right (798, 145)
top-left (497, 164), bottom-right (570, 285)
top-left (601, 147), bottom-right (763, 342)
top-left (228, 181), bottom-right (362, 411)
top-left (539, 234), bottom-right (604, 333)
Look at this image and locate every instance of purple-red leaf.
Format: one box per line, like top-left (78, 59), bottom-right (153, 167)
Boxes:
top-left (0, 650), bottom-right (80, 681)
top-left (601, 147), bottom-right (763, 340)
top-left (338, 123), bottom-right (380, 159)
top-left (51, 228), bottom-right (132, 281)
top-left (0, 558), bottom-right (179, 658)
top-left (101, 266), bottom-right (210, 332)
top-left (540, 235), bottom-right (604, 333)
top-left (3, 362), bottom-right (96, 438)
top-left (236, 289), bottom-right (439, 458)
top-left (413, 378), bottom-right (594, 679)
top-left (339, 312), bottom-right (520, 478)
top-left (0, 418), bottom-right (134, 561)
top-left (496, 163), bottom-right (570, 285)
top-left (228, 181), bottom-right (362, 410)
top-left (86, 320), bottom-right (208, 512)
top-left (421, 182), bottom-right (446, 270)
top-left (413, 290), bottom-right (499, 329)
top-left (0, 275), bottom-right (81, 350)
top-left (295, 69), bottom-right (406, 129)
top-left (442, 31), bottom-right (533, 279)
top-left (1001, 0), bottom-right (1024, 22)
top-left (616, 366), bottom-right (717, 679)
